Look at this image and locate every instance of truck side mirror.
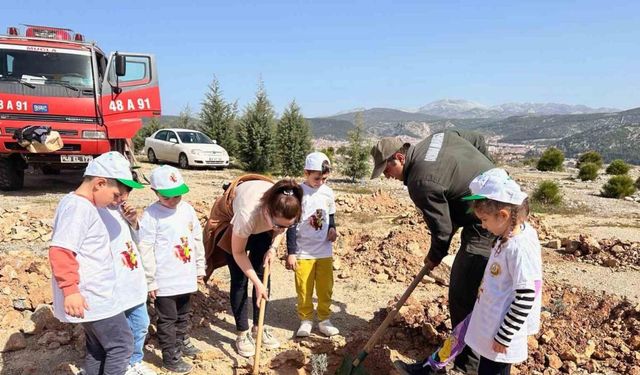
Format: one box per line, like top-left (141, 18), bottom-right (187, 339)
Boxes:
top-left (115, 54), bottom-right (126, 77)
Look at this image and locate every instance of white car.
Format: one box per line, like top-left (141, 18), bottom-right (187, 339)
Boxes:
top-left (143, 128), bottom-right (229, 169)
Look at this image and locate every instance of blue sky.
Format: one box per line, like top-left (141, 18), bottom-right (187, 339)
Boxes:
top-left (2, 0), bottom-right (639, 117)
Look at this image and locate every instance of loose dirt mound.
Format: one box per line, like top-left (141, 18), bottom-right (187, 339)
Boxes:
top-left (384, 281), bottom-right (640, 374)
top-left (560, 234), bottom-right (640, 270)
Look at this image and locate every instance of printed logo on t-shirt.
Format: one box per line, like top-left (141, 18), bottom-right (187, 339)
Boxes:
top-left (309, 209), bottom-right (324, 230)
top-left (121, 241), bottom-right (139, 270)
top-left (174, 237), bottom-right (192, 263)
top-left (489, 262), bottom-right (501, 277)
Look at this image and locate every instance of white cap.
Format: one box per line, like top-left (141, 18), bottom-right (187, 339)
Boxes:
top-left (149, 165), bottom-right (189, 197)
top-left (304, 152), bottom-right (330, 171)
top-left (462, 168), bottom-right (528, 205)
top-left (84, 151), bottom-right (142, 189)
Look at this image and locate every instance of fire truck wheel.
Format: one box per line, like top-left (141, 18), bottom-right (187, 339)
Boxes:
top-left (147, 148), bottom-right (158, 163)
top-left (178, 153), bottom-right (190, 169)
top-left (0, 157), bottom-right (25, 191)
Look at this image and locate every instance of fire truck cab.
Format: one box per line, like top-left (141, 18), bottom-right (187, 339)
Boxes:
top-left (0, 25), bottom-right (161, 190)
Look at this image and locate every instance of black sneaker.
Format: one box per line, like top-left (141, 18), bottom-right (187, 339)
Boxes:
top-left (180, 338), bottom-right (202, 357)
top-left (162, 357), bottom-right (193, 374)
top-left (393, 360), bottom-right (435, 375)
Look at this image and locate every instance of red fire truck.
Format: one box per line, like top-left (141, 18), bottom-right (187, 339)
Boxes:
top-left (0, 25), bottom-right (161, 190)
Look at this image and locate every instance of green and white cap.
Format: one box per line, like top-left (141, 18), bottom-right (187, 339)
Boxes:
top-left (84, 151), bottom-right (143, 189)
top-left (462, 168), bottom-right (527, 205)
top-left (149, 165), bottom-right (189, 197)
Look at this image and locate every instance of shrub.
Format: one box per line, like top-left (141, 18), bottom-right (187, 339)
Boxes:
top-left (532, 180), bottom-right (562, 206)
top-left (578, 163), bottom-right (599, 181)
top-left (577, 151), bottom-right (603, 169)
top-left (536, 147), bottom-right (564, 172)
top-left (605, 159), bottom-right (630, 175)
top-left (601, 175), bottom-right (636, 199)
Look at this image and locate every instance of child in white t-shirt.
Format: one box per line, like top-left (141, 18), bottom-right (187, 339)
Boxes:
top-left (49, 151), bottom-right (143, 375)
top-left (98, 185), bottom-right (156, 375)
top-left (462, 168), bottom-right (543, 375)
top-left (139, 165), bottom-right (205, 374)
top-left (286, 152), bottom-right (339, 337)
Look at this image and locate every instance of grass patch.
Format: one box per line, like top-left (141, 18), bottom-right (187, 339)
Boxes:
top-left (530, 201), bottom-right (593, 215)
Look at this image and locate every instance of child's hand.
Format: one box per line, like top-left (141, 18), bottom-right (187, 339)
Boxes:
top-left (286, 254), bottom-right (297, 271)
top-left (327, 227), bottom-right (337, 242)
top-left (121, 201), bottom-right (139, 229)
top-left (492, 340), bottom-right (507, 354)
top-left (148, 290), bottom-right (158, 300)
top-left (64, 293), bottom-right (89, 318)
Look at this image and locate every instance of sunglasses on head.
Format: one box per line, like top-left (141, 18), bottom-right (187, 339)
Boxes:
top-left (271, 216), bottom-right (297, 229)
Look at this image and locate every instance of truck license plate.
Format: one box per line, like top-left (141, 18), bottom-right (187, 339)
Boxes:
top-left (61, 155), bottom-right (93, 163)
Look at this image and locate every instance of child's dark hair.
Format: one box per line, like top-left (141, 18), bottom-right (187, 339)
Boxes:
top-left (471, 198), bottom-right (530, 248)
top-left (260, 178), bottom-right (303, 221)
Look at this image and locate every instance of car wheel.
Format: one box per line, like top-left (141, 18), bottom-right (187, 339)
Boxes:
top-left (178, 153), bottom-right (189, 169)
top-left (147, 149), bottom-right (158, 163)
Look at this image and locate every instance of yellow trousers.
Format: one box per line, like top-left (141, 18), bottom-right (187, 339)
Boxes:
top-left (295, 257), bottom-right (334, 321)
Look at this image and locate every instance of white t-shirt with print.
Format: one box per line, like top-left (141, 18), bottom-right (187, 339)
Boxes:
top-left (294, 183), bottom-right (336, 259)
top-left (231, 180), bottom-right (274, 238)
top-left (139, 201), bottom-right (204, 297)
top-left (51, 193), bottom-right (121, 323)
top-left (465, 222), bottom-right (543, 363)
top-left (98, 207), bottom-right (147, 311)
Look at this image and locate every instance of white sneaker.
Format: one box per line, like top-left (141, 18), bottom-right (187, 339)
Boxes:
top-left (235, 330), bottom-right (256, 357)
top-left (318, 319), bottom-right (339, 337)
top-left (252, 325), bottom-right (281, 350)
top-left (296, 320), bottom-right (313, 337)
top-left (131, 362), bottom-right (157, 375)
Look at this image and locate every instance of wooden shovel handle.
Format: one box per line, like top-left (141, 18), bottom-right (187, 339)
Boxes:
top-left (361, 264), bottom-right (430, 354)
top-left (252, 262), bottom-right (271, 374)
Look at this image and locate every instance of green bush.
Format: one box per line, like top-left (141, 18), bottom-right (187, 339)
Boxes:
top-left (536, 147), bottom-right (564, 172)
top-left (601, 175), bottom-right (636, 199)
top-left (605, 159), bottom-right (630, 175)
top-left (532, 180), bottom-right (563, 206)
top-left (578, 163), bottom-right (599, 181)
top-left (577, 151), bottom-right (603, 169)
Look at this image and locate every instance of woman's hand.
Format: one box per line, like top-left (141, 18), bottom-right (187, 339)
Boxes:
top-left (286, 254), bottom-right (297, 271)
top-left (255, 281), bottom-right (269, 307)
top-left (263, 247), bottom-right (276, 268)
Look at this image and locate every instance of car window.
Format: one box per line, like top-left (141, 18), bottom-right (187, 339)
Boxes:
top-left (154, 131), bottom-right (168, 141)
top-left (167, 131), bottom-right (179, 143)
top-left (177, 131), bottom-right (214, 144)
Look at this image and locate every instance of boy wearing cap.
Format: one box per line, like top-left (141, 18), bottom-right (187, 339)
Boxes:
top-left (285, 152), bottom-right (339, 337)
top-left (138, 165), bottom-right (205, 374)
top-left (49, 151), bottom-right (142, 375)
top-left (98, 186), bottom-right (156, 375)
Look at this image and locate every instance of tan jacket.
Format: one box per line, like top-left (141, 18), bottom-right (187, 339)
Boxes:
top-left (203, 174), bottom-right (274, 281)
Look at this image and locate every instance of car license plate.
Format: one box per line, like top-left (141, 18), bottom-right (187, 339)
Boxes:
top-left (61, 155), bottom-right (93, 163)
top-left (207, 157), bottom-right (221, 162)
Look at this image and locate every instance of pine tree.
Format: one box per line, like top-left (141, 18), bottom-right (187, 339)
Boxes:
top-left (342, 112), bottom-right (370, 181)
top-left (236, 81), bottom-right (276, 172)
top-left (198, 77), bottom-right (239, 156)
top-left (276, 101), bottom-right (312, 176)
top-left (133, 117), bottom-right (161, 153)
top-left (177, 104), bottom-right (195, 129)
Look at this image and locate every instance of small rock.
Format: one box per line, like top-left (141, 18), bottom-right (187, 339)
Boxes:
top-left (12, 298), bottom-right (32, 311)
top-left (546, 353), bottom-right (562, 369)
top-left (0, 265), bottom-right (18, 280)
top-left (0, 329), bottom-right (27, 352)
top-left (546, 239), bottom-right (561, 250)
top-left (611, 245), bottom-right (625, 254)
top-left (332, 257), bottom-right (342, 271)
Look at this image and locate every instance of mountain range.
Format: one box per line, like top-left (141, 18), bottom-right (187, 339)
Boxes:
top-left (417, 99), bottom-right (619, 119)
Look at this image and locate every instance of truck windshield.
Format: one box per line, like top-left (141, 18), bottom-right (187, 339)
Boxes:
top-left (177, 131), bottom-right (214, 144)
top-left (0, 47), bottom-right (93, 94)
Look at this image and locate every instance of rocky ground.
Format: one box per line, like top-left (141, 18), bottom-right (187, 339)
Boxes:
top-left (0, 162), bottom-right (639, 374)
